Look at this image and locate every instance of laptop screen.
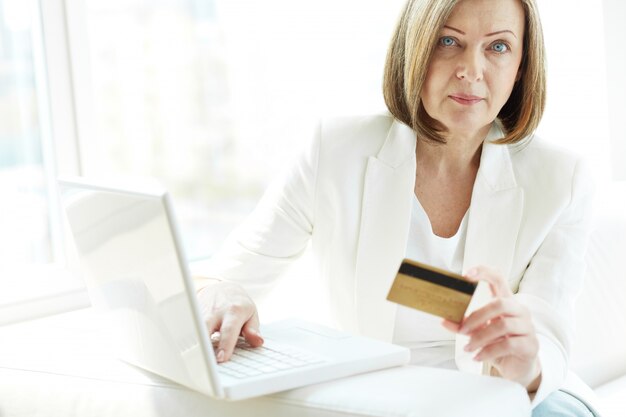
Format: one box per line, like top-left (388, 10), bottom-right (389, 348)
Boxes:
top-left (58, 179), bottom-right (220, 396)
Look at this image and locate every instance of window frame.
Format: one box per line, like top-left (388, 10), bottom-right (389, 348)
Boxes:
top-left (0, 0), bottom-right (89, 326)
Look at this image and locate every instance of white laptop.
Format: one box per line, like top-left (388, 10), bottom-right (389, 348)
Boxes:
top-left (58, 177), bottom-right (409, 400)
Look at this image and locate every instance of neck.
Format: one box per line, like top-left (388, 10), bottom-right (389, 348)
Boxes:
top-left (416, 124), bottom-right (490, 176)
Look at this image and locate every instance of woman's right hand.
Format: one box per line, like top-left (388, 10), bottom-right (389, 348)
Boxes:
top-left (196, 280), bottom-right (264, 363)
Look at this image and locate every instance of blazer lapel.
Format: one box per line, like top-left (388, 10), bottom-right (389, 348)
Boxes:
top-left (354, 121), bottom-right (416, 342)
top-left (456, 123), bottom-right (525, 373)
top-left (353, 120), bottom-right (524, 350)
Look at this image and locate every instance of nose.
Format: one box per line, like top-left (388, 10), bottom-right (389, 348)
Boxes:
top-left (456, 48), bottom-right (484, 82)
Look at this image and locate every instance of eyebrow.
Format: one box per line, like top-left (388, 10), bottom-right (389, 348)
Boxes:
top-left (443, 25), bottom-right (517, 39)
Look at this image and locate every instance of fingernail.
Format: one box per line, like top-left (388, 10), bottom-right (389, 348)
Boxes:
top-left (216, 349), bottom-right (225, 362)
top-left (473, 354), bottom-right (481, 361)
top-left (464, 344), bottom-right (471, 352)
top-left (251, 328), bottom-right (264, 342)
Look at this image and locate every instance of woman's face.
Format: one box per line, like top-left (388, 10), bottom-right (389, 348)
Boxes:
top-left (421, 0), bottom-right (525, 137)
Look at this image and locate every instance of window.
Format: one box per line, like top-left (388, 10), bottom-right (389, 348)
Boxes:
top-left (0, 0), bottom-right (87, 323)
top-left (67, 0), bottom-right (407, 260)
top-left (71, 0), bottom-right (250, 260)
top-left (0, 0), bottom-right (52, 268)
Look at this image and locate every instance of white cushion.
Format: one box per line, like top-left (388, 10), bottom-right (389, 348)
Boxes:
top-left (594, 375), bottom-right (626, 417)
top-left (570, 181), bottom-right (626, 388)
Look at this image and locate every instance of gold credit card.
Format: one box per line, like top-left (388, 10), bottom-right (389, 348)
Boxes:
top-left (386, 259), bottom-right (477, 323)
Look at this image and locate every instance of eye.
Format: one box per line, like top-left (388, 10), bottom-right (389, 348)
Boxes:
top-left (491, 41), bottom-right (509, 53)
top-left (439, 36), bottom-right (457, 47)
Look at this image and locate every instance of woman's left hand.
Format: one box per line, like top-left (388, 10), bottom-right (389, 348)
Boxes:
top-left (442, 266), bottom-right (542, 391)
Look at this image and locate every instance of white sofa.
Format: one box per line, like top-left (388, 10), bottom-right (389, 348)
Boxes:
top-left (568, 180), bottom-right (626, 417)
top-left (0, 181), bottom-right (623, 417)
top-left (0, 307), bottom-right (532, 417)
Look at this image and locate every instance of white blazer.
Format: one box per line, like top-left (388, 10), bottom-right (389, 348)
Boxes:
top-left (198, 114), bottom-right (595, 407)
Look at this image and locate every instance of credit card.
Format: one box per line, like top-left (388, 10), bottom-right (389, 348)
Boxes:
top-left (386, 259), bottom-right (477, 323)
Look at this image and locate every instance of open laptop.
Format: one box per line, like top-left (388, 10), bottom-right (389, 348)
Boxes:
top-left (58, 177), bottom-right (409, 400)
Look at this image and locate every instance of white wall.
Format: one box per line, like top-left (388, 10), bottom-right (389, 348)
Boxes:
top-left (602, 0), bottom-right (626, 180)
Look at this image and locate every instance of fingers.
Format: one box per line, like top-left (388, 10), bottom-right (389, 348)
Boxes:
top-left (216, 305), bottom-right (254, 362)
top-left (456, 266), bottom-right (540, 386)
top-left (458, 300), bottom-right (538, 372)
top-left (459, 297), bottom-right (528, 335)
top-left (464, 265), bottom-right (513, 298)
top-left (463, 315), bottom-right (532, 353)
top-left (196, 281), bottom-right (263, 363)
top-left (472, 334), bottom-right (538, 363)
top-left (241, 314), bottom-right (264, 347)
top-left (215, 314), bottom-right (264, 362)
top-left (206, 315), bottom-right (221, 342)
top-left (441, 319), bottom-right (461, 333)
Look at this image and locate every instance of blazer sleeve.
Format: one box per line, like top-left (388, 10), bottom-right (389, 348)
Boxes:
top-left (192, 124), bottom-right (321, 300)
top-left (515, 158), bottom-right (595, 407)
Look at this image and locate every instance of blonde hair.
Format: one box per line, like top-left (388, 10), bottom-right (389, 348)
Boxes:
top-left (383, 0), bottom-right (546, 144)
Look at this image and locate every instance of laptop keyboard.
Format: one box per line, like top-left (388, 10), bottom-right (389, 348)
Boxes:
top-left (217, 339), bottom-right (326, 379)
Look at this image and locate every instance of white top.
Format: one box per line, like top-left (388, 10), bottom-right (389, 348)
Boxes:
top-left (393, 195), bottom-right (468, 369)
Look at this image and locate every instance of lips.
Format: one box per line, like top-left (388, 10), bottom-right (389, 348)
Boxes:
top-left (449, 94), bottom-right (483, 105)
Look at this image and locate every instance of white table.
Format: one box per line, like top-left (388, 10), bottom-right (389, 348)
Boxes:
top-left (0, 309), bottom-right (531, 417)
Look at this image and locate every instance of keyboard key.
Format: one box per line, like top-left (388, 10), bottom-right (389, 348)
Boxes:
top-left (216, 342), bottom-right (326, 379)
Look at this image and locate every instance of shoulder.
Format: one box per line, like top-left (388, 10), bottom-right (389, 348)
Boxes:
top-left (511, 136), bottom-right (582, 170)
top-left (509, 135), bottom-right (594, 204)
top-left (511, 135), bottom-right (590, 180)
top-left (307, 113), bottom-right (403, 184)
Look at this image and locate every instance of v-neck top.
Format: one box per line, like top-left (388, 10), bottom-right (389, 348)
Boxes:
top-left (392, 195), bottom-right (469, 367)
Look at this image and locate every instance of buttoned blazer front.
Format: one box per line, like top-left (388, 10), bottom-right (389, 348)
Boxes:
top-left (200, 114), bottom-right (595, 407)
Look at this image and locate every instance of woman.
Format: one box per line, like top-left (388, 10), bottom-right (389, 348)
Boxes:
top-left (195, 0), bottom-right (597, 415)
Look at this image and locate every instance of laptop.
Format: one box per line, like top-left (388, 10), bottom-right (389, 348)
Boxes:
top-left (57, 177), bottom-right (410, 400)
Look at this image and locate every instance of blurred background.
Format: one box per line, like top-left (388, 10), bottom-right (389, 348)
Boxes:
top-left (0, 0), bottom-right (624, 323)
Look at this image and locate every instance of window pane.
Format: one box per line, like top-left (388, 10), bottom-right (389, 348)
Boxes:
top-left (0, 0), bottom-right (52, 267)
top-left (77, 0), bottom-right (406, 261)
top-left (79, 0), bottom-right (254, 260)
